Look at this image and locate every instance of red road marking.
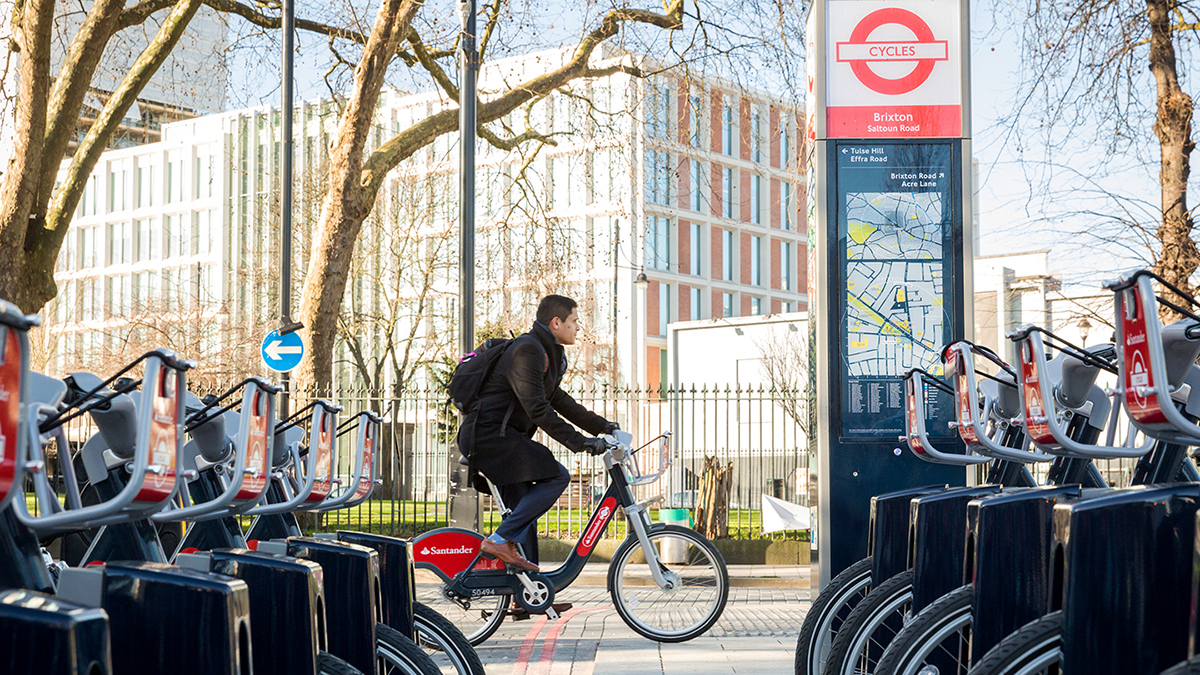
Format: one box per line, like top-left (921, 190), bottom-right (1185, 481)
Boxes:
top-left (514, 606), bottom-right (612, 675)
top-left (511, 615), bottom-right (550, 675)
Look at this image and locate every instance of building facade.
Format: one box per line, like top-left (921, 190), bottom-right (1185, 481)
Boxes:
top-left (47, 47), bottom-right (807, 388)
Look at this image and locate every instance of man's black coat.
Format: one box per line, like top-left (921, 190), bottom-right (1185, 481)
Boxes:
top-left (460, 321), bottom-right (608, 487)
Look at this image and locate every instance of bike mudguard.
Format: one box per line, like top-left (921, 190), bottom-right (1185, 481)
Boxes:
top-left (206, 549), bottom-right (326, 675)
top-left (0, 588), bottom-right (110, 675)
top-left (337, 531), bottom-right (415, 639)
top-left (411, 528), bottom-right (503, 580)
top-left (287, 537), bottom-right (378, 675)
top-left (1052, 484), bottom-right (1199, 674)
top-left (868, 485), bottom-right (946, 583)
top-left (908, 485), bottom-right (1001, 612)
top-left (84, 561), bottom-right (252, 675)
top-left (966, 485), bottom-right (1085, 665)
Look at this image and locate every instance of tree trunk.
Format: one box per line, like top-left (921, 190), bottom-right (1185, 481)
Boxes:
top-left (291, 0), bottom-right (419, 393)
top-left (1147, 0), bottom-right (1198, 321)
top-left (20, 0), bottom-right (205, 312)
top-left (0, 0), bottom-right (57, 311)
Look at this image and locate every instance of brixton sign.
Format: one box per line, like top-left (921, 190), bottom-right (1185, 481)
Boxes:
top-left (825, 0), bottom-right (963, 138)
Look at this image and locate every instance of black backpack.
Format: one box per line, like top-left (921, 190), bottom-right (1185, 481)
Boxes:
top-left (446, 337), bottom-right (513, 413)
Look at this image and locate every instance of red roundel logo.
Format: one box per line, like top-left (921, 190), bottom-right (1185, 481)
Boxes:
top-left (836, 8), bottom-right (949, 95)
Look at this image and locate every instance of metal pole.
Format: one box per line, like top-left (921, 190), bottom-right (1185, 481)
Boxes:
top-left (448, 0), bottom-right (479, 531)
top-left (458, 0), bottom-right (477, 357)
top-left (279, 0), bottom-right (297, 418)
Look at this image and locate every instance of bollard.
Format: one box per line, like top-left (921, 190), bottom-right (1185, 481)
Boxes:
top-left (658, 508), bottom-right (691, 563)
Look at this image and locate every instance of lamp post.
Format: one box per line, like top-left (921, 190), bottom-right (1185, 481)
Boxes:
top-left (1078, 317), bottom-right (1091, 346)
top-left (448, 0), bottom-right (479, 531)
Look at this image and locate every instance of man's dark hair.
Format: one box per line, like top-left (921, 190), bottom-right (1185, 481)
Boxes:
top-left (537, 295), bottom-right (577, 325)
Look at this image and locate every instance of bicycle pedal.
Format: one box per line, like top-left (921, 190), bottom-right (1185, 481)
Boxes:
top-left (545, 607), bottom-right (560, 620)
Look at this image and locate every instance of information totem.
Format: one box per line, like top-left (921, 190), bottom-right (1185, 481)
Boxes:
top-left (806, 0), bottom-right (974, 589)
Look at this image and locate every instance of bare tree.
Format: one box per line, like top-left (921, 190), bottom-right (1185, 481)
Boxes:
top-left (755, 328), bottom-right (809, 435)
top-left (990, 0), bottom-right (1200, 316)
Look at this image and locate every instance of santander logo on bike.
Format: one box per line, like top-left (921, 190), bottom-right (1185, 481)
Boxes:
top-left (577, 497), bottom-right (617, 556)
top-left (421, 545), bottom-right (475, 556)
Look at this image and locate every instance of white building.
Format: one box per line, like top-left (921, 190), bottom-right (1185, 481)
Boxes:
top-left (47, 46), bottom-right (807, 389)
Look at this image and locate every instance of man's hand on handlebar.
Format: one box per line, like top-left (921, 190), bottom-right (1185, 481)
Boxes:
top-left (603, 421), bottom-right (620, 435)
top-left (581, 437), bottom-right (608, 456)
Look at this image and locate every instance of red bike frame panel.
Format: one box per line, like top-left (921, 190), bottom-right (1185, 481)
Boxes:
top-left (0, 327), bottom-right (20, 502)
top-left (1019, 342), bottom-right (1056, 446)
top-left (1121, 288), bottom-right (1170, 425)
top-left (235, 389), bottom-right (272, 501)
top-left (135, 367), bottom-right (180, 502)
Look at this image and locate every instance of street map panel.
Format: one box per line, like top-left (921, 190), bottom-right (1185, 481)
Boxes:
top-left (844, 191), bottom-right (946, 378)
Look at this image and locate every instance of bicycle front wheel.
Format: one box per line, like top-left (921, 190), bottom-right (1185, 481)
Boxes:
top-left (966, 611), bottom-right (1061, 675)
top-left (412, 602), bottom-right (486, 675)
top-left (377, 622), bottom-right (441, 675)
top-left (875, 584), bottom-right (972, 675)
top-left (607, 524), bottom-right (729, 643)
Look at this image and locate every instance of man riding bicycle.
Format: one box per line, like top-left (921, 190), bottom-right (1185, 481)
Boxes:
top-left (467, 295), bottom-right (617, 575)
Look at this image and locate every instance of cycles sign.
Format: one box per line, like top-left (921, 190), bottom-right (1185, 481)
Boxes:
top-left (826, 0), bottom-right (963, 138)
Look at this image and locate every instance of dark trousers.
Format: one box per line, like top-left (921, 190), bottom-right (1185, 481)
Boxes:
top-left (494, 462), bottom-right (571, 566)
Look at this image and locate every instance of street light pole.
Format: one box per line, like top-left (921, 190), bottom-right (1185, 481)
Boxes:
top-left (459, 0), bottom-right (477, 358)
top-left (448, 0), bottom-right (479, 530)
top-left (279, 0), bottom-right (297, 418)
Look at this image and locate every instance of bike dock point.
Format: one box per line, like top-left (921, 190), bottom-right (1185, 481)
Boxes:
top-left (804, 0), bottom-right (975, 589)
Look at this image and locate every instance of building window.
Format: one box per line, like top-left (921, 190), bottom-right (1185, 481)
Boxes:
top-left (751, 236), bottom-right (763, 285)
top-left (751, 174), bottom-right (762, 224)
top-left (723, 292), bottom-right (734, 318)
top-left (646, 150), bottom-right (671, 205)
top-left (690, 286), bottom-right (702, 320)
top-left (722, 102), bottom-right (735, 155)
top-left (138, 163), bottom-right (154, 208)
top-left (648, 82), bottom-right (671, 139)
top-left (689, 94), bottom-right (703, 148)
top-left (751, 109), bottom-right (762, 163)
top-left (722, 167), bottom-right (734, 219)
top-left (80, 226), bottom-right (100, 269)
top-left (782, 181), bottom-right (794, 231)
top-left (781, 119), bottom-right (792, 167)
top-left (751, 296), bottom-right (762, 315)
top-left (137, 218), bottom-right (159, 262)
top-left (722, 229), bottom-right (734, 281)
top-left (108, 221), bottom-right (132, 265)
top-left (109, 168), bottom-right (125, 212)
top-left (690, 159), bottom-right (702, 212)
top-left (646, 216), bottom-right (671, 271)
top-left (659, 282), bottom-right (671, 335)
top-left (782, 241), bottom-right (792, 291)
top-left (690, 222), bottom-right (701, 275)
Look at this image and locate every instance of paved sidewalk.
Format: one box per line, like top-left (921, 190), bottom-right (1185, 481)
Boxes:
top-left (558, 562), bottom-right (809, 589)
top-left (468, 573), bottom-right (812, 675)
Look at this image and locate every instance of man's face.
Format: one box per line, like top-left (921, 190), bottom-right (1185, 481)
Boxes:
top-left (550, 309), bottom-right (580, 346)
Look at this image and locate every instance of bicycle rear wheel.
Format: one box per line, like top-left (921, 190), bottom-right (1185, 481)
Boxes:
top-left (414, 567), bottom-right (506, 646)
top-left (607, 524), bottom-right (729, 643)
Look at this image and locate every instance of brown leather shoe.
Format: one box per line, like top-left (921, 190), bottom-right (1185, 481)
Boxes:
top-left (480, 539), bottom-right (539, 572)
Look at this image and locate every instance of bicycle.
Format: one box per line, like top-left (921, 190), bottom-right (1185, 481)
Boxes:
top-left (413, 429), bottom-right (730, 645)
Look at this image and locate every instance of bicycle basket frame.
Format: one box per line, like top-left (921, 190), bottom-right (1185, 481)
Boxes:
top-left (1013, 328), bottom-right (1149, 459)
top-left (901, 369), bottom-right (989, 465)
top-left (1109, 272), bottom-right (1200, 445)
top-left (943, 341), bottom-right (1051, 463)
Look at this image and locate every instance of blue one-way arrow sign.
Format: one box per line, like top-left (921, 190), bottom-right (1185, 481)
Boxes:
top-left (261, 330), bottom-right (304, 372)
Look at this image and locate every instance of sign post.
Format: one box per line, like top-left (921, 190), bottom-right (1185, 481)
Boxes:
top-left (806, 0), bottom-right (975, 589)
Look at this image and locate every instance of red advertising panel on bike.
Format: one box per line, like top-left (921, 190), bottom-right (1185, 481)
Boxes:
top-left (1121, 289), bottom-right (1169, 424)
top-left (136, 367), bottom-right (179, 502)
top-left (412, 529), bottom-right (502, 578)
top-left (0, 328), bottom-right (20, 503)
top-left (305, 412), bottom-right (334, 502)
top-left (351, 424), bottom-right (375, 501)
top-left (235, 389), bottom-right (271, 501)
top-left (904, 377), bottom-right (929, 456)
top-left (948, 351), bottom-right (979, 445)
top-left (1019, 343), bottom-right (1056, 445)
top-left (576, 496), bottom-right (618, 557)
